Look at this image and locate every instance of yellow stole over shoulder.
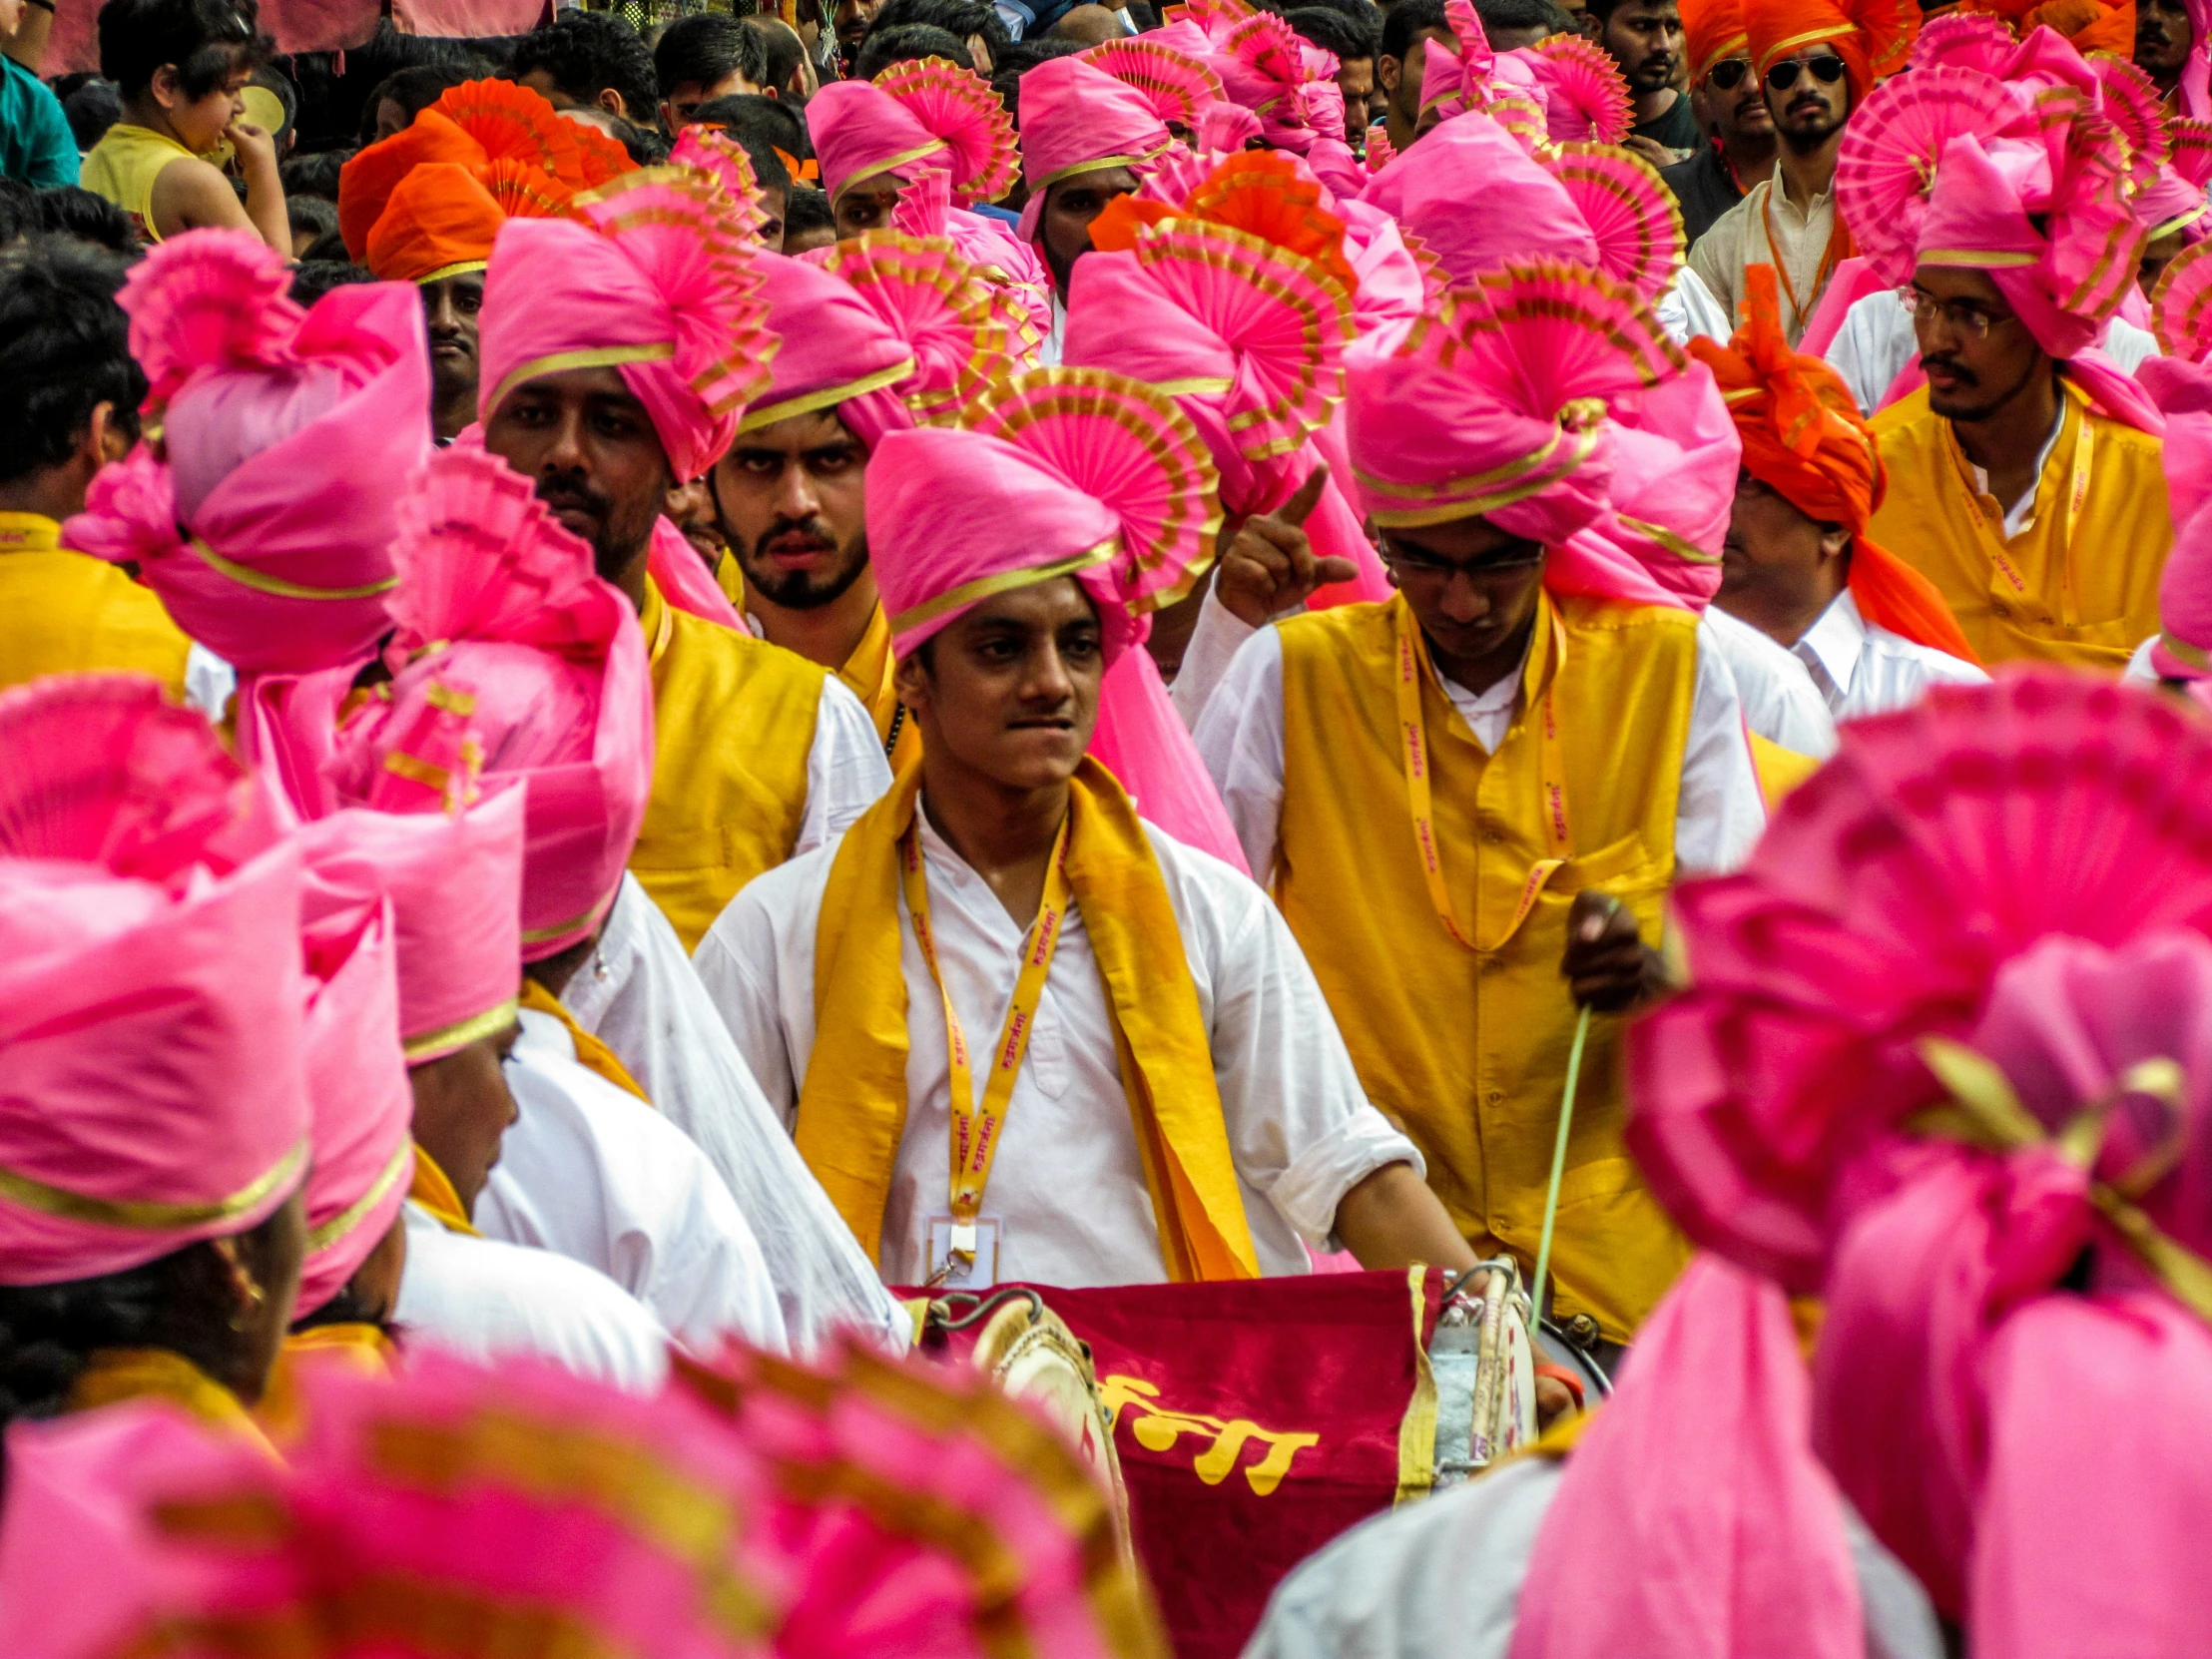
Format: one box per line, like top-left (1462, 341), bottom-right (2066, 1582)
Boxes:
top-left (70, 1348), bottom-right (280, 1459)
top-left (518, 978), bottom-right (651, 1103)
top-left (796, 757), bottom-right (1260, 1283)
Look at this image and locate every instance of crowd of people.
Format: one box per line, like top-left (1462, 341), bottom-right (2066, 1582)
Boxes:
top-left (1, 0), bottom-right (2210, 1648)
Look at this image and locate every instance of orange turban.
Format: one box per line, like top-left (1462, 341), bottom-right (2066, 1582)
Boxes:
top-left (1680, 0), bottom-right (1751, 85)
top-left (1688, 266), bottom-right (1979, 662)
top-left (1742, 0), bottom-right (1918, 95)
top-left (362, 163), bottom-right (506, 284)
top-left (1964, 0), bottom-right (2137, 54)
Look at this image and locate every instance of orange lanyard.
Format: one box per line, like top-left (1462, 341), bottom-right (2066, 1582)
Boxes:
top-left (900, 812), bottom-right (1073, 1269)
top-left (1761, 185), bottom-right (1843, 334)
top-left (1393, 602), bottom-right (1572, 953)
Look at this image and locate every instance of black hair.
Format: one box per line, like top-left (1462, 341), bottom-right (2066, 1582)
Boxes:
top-left (356, 64), bottom-right (478, 146)
top-left (1488, 0), bottom-right (1576, 33)
top-left (782, 182), bottom-right (833, 237)
top-left (509, 11), bottom-right (661, 127)
top-left (854, 23), bottom-right (971, 78)
top-left (278, 147), bottom-right (350, 202)
top-left (609, 114), bottom-right (671, 165)
top-left (740, 15), bottom-right (809, 95)
top-left (97, 0), bottom-right (271, 101)
top-left (0, 179), bottom-right (38, 246)
top-left (1583, 0), bottom-right (1664, 26)
top-left (690, 95), bottom-right (796, 192)
top-left (990, 35), bottom-right (1086, 75)
top-left (285, 191), bottom-right (338, 242)
top-left (654, 11), bottom-right (770, 100)
top-left (0, 237), bottom-right (145, 485)
top-left (32, 188), bottom-right (141, 258)
top-left (1286, 5), bottom-right (1379, 60)
top-left (867, 0), bottom-right (1011, 61)
top-left (50, 73), bottom-right (124, 151)
top-left (287, 259), bottom-right (377, 304)
top-left (1380, 0), bottom-right (1450, 62)
top-left (0, 1203), bottom-right (296, 1475)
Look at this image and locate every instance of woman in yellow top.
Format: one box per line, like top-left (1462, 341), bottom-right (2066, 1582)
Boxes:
top-left (79, 0), bottom-right (288, 250)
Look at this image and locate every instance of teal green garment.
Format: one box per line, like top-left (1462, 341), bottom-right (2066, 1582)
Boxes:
top-left (1, 54), bottom-right (78, 189)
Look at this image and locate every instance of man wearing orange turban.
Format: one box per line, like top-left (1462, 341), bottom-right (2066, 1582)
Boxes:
top-left (1660, 0), bottom-right (1777, 244)
top-left (1691, 268), bottom-right (1987, 720)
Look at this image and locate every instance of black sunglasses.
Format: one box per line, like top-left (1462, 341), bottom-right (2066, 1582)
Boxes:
top-left (1764, 54), bottom-right (1848, 91)
top-left (1705, 58), bottom-right (1750, 90)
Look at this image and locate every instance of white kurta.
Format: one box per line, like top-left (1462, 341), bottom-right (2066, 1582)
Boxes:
top-left (559, 872), bottom-right (912, 1354)
top-left (1240, 1454), bottom-right (1945, 1659)
top-left (1186, 608), bottom-right (1770, 883)
top-left (1696, 605), bottom-right (1839, 759)
top-left (479, 1008), bottom-right (790, 1355)
top-left (693, 816), bottom-right (1423, 1290)
top-left (1790, 589), bottom-right (1989, 723)
top-left (798, 676), bottom-right (896, 855)
top-left (390, 1201), bottom-right (671, 1392)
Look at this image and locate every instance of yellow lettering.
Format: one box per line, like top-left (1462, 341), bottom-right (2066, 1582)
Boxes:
top-left (1097, 1374), bottom-right (1321, 1496)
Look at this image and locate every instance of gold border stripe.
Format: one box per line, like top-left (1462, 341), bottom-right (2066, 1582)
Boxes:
top-left (522, 893), bottom-right (616, 945)
top-left (402, 997), bottom-right (520, 1062)
top-left (1033, 140), bottom-right (1176, 192)
top-left (1149, 375), bottom-right (1236, 397)
top-left (0, 1138), bottom-right (307, 1232)
top-left (1917, 249), bottom-right (2039, 269)
top-left (302, 1141), bottom-right (413, 1257)
top-left (190, 537), bottom-right (398, 602)
top-left (735, 357), bottom-right (919, 434)
top-left (1617, 514), bottom-right (1723, 563)
top-left (487, 344), bottom-right (677, 421)
top-left (1755, 24), bottom-right (1853, 71)
top-left (832, 140), bottom-right (949, 201)
top-left (887, 539), bottom-right (1118, 638)
top-left (413, 260), bottom-right (489, 285)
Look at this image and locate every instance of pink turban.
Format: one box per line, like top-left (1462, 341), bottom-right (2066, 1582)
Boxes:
top-left (1915, 131), bottom-right (2143, 363)
top-left (327, 447), bottom-right (653, 961)
top-left (737, 251), bottom-right (917, 449)
top-left (2135, 166), bottom-right (2212, 249)
top-left (1362, 112), bottom-right (1601, 286)
top-left (0, 849), bottom-right (309, 1285)
top-left (477, 169), bottom-right (775, 484)
top-left (1629, 671), bottom-right (2212, 1649)
top-left (1013, 56), bottom-right (1174, 242)
top-left (810, 76), bottom-right (949, 203)
top-left (64, 232), bottom-right (431, 678)
top-left (291, 884), bottom-right (414, 1320)
top-left (1348, 262), bottom-right (1690, 573)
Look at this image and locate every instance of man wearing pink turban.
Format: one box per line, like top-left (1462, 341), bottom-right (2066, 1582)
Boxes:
top-left (1010, 54), bottom-right (1173, 319)
top-left (474, 166), bottom-right (893, 955)
top-left (695, 365), bottom-right (1472, 1295)
top-left (1193, 263), bottom-right (1768, 1357)
top-left (1868, 127), bottom-right (2173, 670)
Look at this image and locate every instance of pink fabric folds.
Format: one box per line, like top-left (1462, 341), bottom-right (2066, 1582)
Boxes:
top-left (1362, 112), bottom-right (1601, 284)
top-left (64, 232), bottom-right (431, 677)
top-left (1013, 55), bottom-right (1174, 242)
top-left (649, 513), bottom-right (746, 629)
top-left (739, 250), bottom-right (918, 448)
top-left (327, 446), bottom-right (653, 961)
top-left (291, 884), bottom-right (414, 1320)
top-left (2143, 355), bottom-right (2212, 674)
top-left (1509, 1256), bottom-right (1864, 1659)
top-left (476, 171), bottom-right (774, 484)
top-left (810, 76), bottom-right (947, 202)
top-left (0, 848), bottom-right (309, 1286)
top-left (293, 793), bottom-right (525, 1063)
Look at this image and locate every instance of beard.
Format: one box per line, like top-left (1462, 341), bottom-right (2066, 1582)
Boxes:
top-left (739, 520), bottom-right (870, 611)
top-left (535, 471), bottom-right (659, 585)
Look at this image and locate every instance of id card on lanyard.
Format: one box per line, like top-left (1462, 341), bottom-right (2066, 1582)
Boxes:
top-left (1394, 602), bottom-right (1573, 952)
top-left (902, 814), bottom-right (1074, 1288)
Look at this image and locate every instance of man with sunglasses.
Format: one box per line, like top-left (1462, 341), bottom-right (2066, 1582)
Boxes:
top-left (1686, 0), bottom-right (1914, 344)
top-left (1866, 129), bottom-right (2173, 670)
top-left (1658, 0), bottom-right (1775, 245)
top-left (1191, 267), bottom-right (1767, 1361)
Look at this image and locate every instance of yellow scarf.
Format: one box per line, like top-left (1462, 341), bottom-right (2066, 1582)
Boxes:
top-left (257, 1326), bottom-right (392, 1444)
top-left (407, 1142), bottom-right (479, 1236)
top-left (518, 978), bottom-right (651, 1103)
top-left (70, 1347), bottom-right (280, 1459)
top-left (797, 757), bottom-right (1260, 1282)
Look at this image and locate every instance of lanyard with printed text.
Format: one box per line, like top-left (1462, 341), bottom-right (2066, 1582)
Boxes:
top-left (900, 811), bottom-right (1073, 1271)
top-left (1964, 391), bottom-right (2094, 625)
top-left (1393, 601), bottom-right (1572, 954)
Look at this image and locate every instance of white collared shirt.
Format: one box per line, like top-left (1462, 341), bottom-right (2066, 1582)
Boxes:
top-left (479, 1007), bottom-right (790, 1357)
top-left (799, 676), bottom-right (896, 855)
top-left (693, 814), bottom-right (1422, 1290)
top-left (1789, 589), bottom-right (1989, 723)
top-left (1824, 288), bottom-right (2162, 418)
top-left (560, 873), bottom-right (913, 1356)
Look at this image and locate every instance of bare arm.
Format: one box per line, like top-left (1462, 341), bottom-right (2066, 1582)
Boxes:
top-left (150, 129), bottom-right (288, 253)
top-left (1332, 1160), bottom-right (1479, 1274)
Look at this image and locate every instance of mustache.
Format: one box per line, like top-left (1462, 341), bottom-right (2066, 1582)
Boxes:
top-left (752, 516), bottom-right (837, 559)
top-left (535, 471), bottom-right (614, 520)
top-left (1921, 353), bottom-right (1978, 384)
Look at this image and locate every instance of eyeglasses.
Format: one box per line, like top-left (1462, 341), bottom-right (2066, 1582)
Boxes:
top-left (1705, 58), bottom-right (1751, 90)
top-left (1380, 546), bottom-right (1545, 586)
top-left (1763, 54), bottom-right (1848, 91)
top-left (1899, 285), bottom-right (2016, 339)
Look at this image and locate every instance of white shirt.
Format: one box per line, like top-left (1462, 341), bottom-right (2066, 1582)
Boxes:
top-left (390, 1201), bottom-right (671, 1392)
top-left (799, 675), bottom-right (896, 856)
top-left (1242, 1453), bottom-right (1944, 1659)
top-left (693, 816), bottom-right (1423, 1290)
top-left (478, 1007), bottom-right (790, 1356)
top-left (559, 873), bottom-right (913, 1355)
top-left (1790, 589), bottom-right (1989, 723)
top-left (1697, 605), bottom-right (1839, 759)
top-left (1187, 610), bottom-right (1769, 882)
top-left (1688, 170), bottom-right (1839, 344)
top-left (1825, 288), bottom-right (2162, 418)
top-left (1654, 264), bottom-right (1734, 348)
